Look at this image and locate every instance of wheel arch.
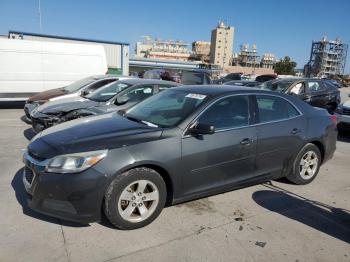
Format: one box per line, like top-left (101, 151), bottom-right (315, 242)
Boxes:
top-left (110, 161), bottom-right (175, 207)
top-left (308, 140), bottom-right (325, 163)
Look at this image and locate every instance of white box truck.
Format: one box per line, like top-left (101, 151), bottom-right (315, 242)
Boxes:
top-left (0, 38), bottom-right (108, 101)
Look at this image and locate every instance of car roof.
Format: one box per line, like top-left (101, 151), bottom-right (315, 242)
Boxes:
top-left (119, 78), bottom-right (179, 85)
top-left (170, 85), bottom-right (265, 97)
top-left (226, 80), bottom-right (257, 83)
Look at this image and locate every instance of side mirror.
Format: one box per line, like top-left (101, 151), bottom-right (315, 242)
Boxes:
top-left (348, 94), bottom-right (350, 98)
top-left (115, 96), bottom-right (129, 105)
top-left (82, 89), bottom-right (94, 96)
top-left (188, 123), bottom-right (215, 136)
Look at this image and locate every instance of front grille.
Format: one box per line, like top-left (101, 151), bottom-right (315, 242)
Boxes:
top-left (343, 108), bottom-right (350, 116)
top-left (25, 166), bottom-right (35, 185)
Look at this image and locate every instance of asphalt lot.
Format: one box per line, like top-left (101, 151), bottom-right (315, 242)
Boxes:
top-left (0, 89), bottom-right (349, 262)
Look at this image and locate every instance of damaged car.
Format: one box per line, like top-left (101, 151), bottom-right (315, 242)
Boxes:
top-left (30, 79), bottom-right (179, 132)
top-left (24, 75), bottom-right (127, 122)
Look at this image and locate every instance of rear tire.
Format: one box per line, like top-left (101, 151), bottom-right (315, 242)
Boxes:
top-left (104, 167), bottom-right (167, 230)
top-left (287, 143), bottom-right (321, 185)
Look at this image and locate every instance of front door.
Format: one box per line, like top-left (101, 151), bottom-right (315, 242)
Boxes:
top-left (180, 95), bottom-right (257, 198)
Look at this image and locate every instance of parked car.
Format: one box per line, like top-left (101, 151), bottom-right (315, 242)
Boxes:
top-left (255, 74), bottom-right (277, 83)
top-left (260, 78), bottom-right (341, 113)
top-left (23, 85), bottom-right (337, 229)
top-left (30, 79), bottom-right (178, 132)
top-left (180, 70), bottom-right (212, 85)
top-left (224, 80), bottom-right (260, 87)
top-left (0, 38), bottom-right (107, 101)
top-left (212, 73), bottom-right (242, 84)
top-left (335, 94), bottom-right (350, 132)
top-left (24, 75), bottom-right (126, 122)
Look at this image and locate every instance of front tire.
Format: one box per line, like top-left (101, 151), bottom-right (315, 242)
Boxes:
top-left (287, 143), bottom-right (321, 185)
top-left (104, 167), bottom-right (167, 230)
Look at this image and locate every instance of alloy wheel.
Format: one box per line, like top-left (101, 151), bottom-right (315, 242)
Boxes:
top-left (299, 150), bottom-right (319, 180)
top-left (117, 180), bottom-right (159, 223)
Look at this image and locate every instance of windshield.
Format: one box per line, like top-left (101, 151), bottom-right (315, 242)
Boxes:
top-left (125, 89), bottom-right (208, 127)
top-left (86, 81), bottom-right (131, 102)
top-left (260, 80), bottom-right (295, 92)
top-left (63, 77), bottom-right (96, 93)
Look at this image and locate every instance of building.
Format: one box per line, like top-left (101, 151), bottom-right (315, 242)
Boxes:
top-left (210, 21), bottom-right (234, 67)
top-left (191, 41), bottom-right (211, 63)
top-left (233, 44), bottom-right (260, 68)
top-left (304, 36), bottom-right (348, 77)
top-left (260, 53), bottom-right (276, 69)
top-left (135, 36), bottom-right (191, 61)
top-left (8, 30), bottom-right (129, 75)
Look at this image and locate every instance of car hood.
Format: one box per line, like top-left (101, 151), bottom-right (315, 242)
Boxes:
top-left (36, 96), bottom-right (99, 114)
top-left (28, 112), bottom-right (163, 158)
top-left (27, 88), bottom-right (67, 102)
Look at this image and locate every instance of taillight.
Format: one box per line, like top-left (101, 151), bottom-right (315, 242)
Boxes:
top-left (329, 115), bottom-right (337, 125)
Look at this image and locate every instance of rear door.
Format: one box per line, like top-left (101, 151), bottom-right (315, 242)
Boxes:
top-left (305, 80), bottom-right (328, 108)
top-left (254, 95), bottom-right (306, 177)
top-left (180, 95), bottom-right (257, 197)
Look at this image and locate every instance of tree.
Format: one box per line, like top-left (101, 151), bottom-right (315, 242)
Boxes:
top-left (274, 56), bottom-right (297, 75)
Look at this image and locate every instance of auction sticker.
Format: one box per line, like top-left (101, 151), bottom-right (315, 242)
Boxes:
top-left (185, 93), bottom-right (207, 100)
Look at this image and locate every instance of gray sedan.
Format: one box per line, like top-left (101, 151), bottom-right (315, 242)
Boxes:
top-left (23, 86), bottom-right (337, 229)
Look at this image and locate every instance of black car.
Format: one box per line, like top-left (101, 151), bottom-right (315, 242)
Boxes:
top-left (30, 79), bottom-right (178, 132)
top-left (224, 80), bottom-right (260, 87)
top-left (261, 78), bottom-right (341, 113)
top-left (23, 86), bottom-right (337, 229)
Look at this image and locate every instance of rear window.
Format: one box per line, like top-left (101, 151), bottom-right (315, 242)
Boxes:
top-left (256, 95), bottom-right (300, 123)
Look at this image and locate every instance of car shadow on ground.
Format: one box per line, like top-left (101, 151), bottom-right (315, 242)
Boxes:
top-left (11, 167), bottom-right (89, 228)
top-left (337, 133), bottom-right (350, 143)
top-left (253, 182), bottom-right (350, 244)
top-left (23, 128), bottom-right (36, 141)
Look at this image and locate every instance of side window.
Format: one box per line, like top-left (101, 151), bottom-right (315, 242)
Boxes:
top-left (306, 81), bottom-right (323, 92)
top-left (197, 95), bottom-right (249, 131)
top-left (290, 82), bottom-right (304, 95)
top-left (85, 79), bottom-right (116, 92)
top-left (256, 95), bottom-right (300, 123)
top-left (118, 85), bottom-right (154, 103)
top-left (157, 84), bottom-right (175, 92)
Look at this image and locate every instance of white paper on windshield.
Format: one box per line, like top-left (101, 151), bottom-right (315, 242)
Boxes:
top-left (185, 93), bottom-right (207, 100)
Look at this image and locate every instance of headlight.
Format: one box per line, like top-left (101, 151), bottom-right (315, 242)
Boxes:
top-left (46, 150), bottom-right (108, 173)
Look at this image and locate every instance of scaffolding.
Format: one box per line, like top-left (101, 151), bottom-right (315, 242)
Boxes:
top-left (304, 37), bottom-right (348, 77)
top-left (233, 44), bottom-right (260, 68)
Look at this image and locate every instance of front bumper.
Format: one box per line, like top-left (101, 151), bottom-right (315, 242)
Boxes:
top-left (22, 151), bottom-right (109, 224)
top-left (31, 114), bottom-right (61, 133)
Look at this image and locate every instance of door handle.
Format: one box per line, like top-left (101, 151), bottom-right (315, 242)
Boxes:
top-left (291, 128), bottom-right (300, 135)
top-left (240, 138), bottom-right (253, 145)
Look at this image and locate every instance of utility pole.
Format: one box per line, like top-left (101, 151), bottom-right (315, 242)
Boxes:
top-left (38, 0), bottom-right (43, 33)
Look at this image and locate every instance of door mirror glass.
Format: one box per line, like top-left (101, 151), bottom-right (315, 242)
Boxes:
top-left (188, 123), bottom-right (215, 135)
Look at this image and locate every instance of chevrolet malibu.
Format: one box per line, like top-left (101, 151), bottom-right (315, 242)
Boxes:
top-left (22, 86), bottom-right (337, 229)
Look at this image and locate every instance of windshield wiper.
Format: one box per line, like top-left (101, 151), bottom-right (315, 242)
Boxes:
top-left (124, 115), bottom-right (158, 127)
